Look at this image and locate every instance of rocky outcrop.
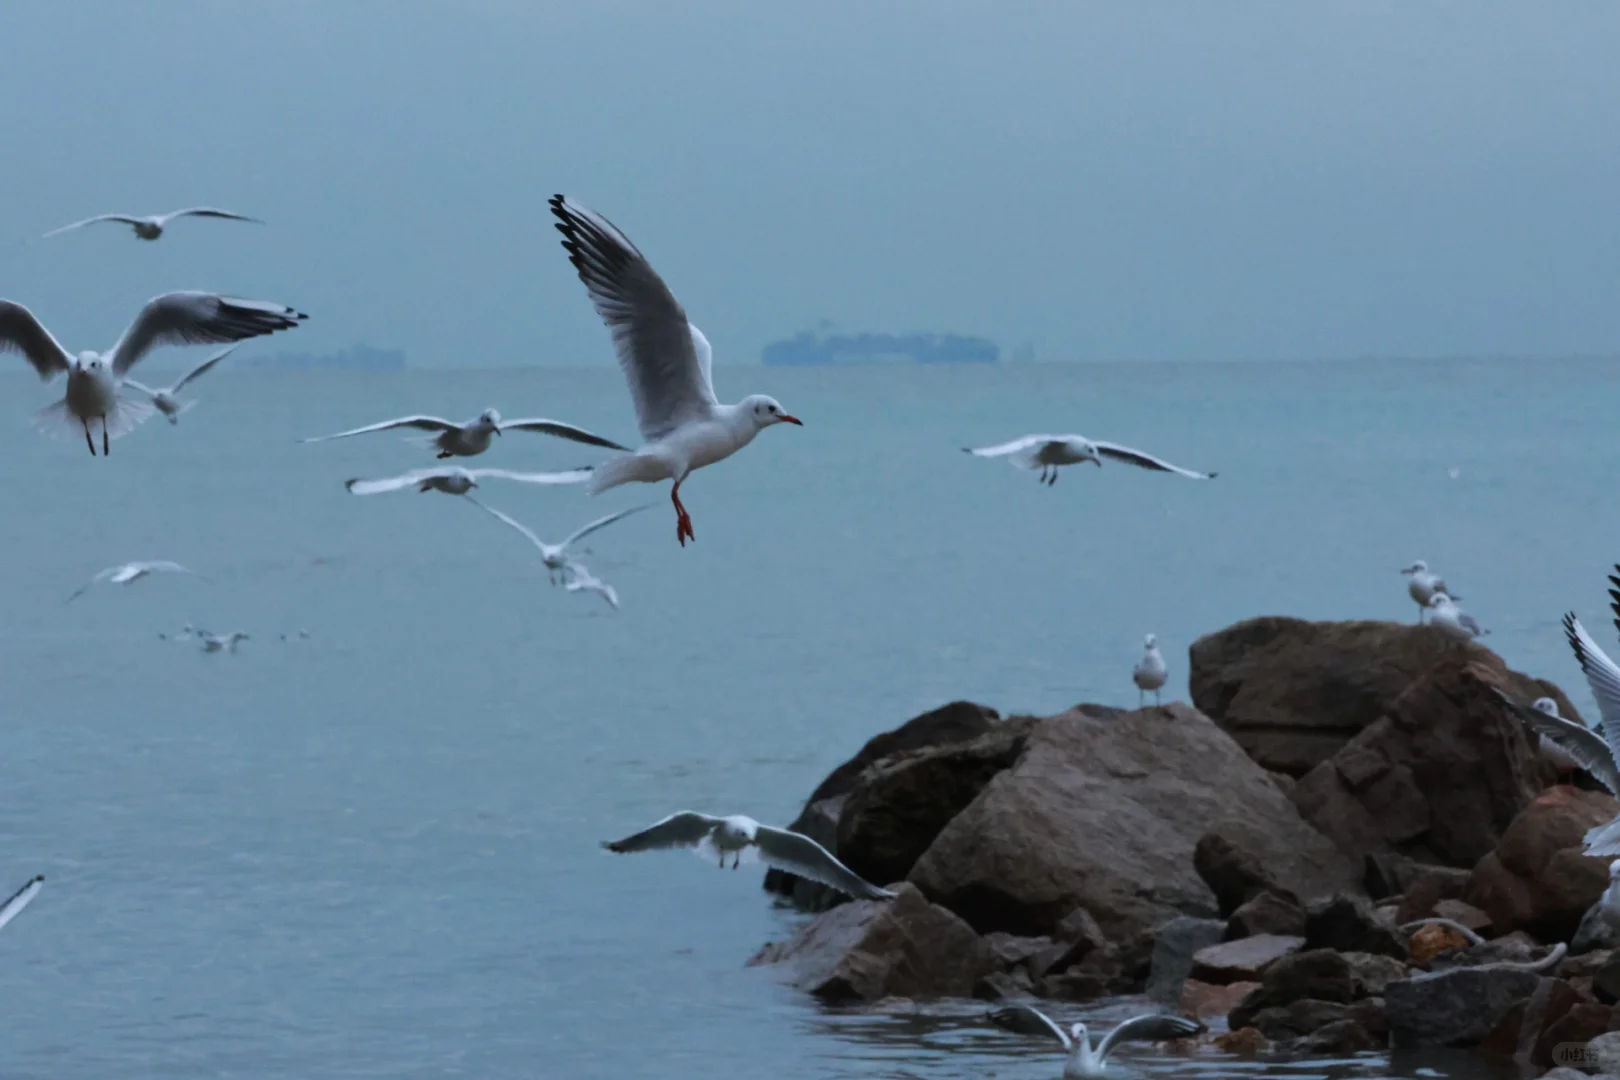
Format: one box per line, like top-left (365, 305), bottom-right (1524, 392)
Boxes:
top-left (1226, 890), bottom-right (1307, 939)
top-left (1463, 787), bottom-right (1619, 943)
top-left (1384, 967), bottom-right (1544, 1047)
top-left (1303, 893), bottom-right (1407, 958)
top-left (1290, 653), bottom-right (1556, 870)
top-left (1146, 916), bottom-right (1225, 1005)
top-left (1190, 935), bottom-right (1304, 983)
top-left (908, 704), bottom-right (1358, 940)
top-left (747, 884), bottom-right (996, 1001)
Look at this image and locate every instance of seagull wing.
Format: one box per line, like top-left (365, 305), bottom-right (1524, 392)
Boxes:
top-left (464, 468), bottom-right (594, 487)
top-left (109, 292), bottom-right (305, 375)
top-left (169, 344), bottom-right (238, 393)
top-left (121, 377), bottom-right (159, 398)
top-left (1094, 1014), bottom-right (1205, 1061)
top-left (601, 811), bottom-right (723, 853)
top-left (466, 497), bottom-right (547, 554)
top-left (557, 504), bottom-right (653, 553)
top-left (345, 467), bottom-right (451, 496)
top-left (565, 567), bottom-right (621, 610)
top-left (1564, 613), bottom-right (1620, 777)
top-left (158, 207), bottom-right (264, 226)
top-left (963, 435), bottom-right (1056, 461)
top-left (754, 825), bottom-right (896, 900)
top-left (0, 875), bottom-right (43, 932)
top-left (1494, 688), bottom-right (1619, 794)
top-left (301, 416), bottom-right (459, 443)
top-left (1458, 612), bottom-right (1487, 636)
top-left (0, 301), bottom-right (72, 379)
top-left (986, 1004), bottom-right (1072, 1050)
top-left (41, 214), bottom-right (144, 238)
top-left (1092, 441), bottom-right (1216, 479)
top-left (550, 195), bottom-right (718, 441)
top-left (496, 418), bottom-right (630, 451)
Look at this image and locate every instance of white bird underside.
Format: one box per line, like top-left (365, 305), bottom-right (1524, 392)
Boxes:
top-left (42, 207), bottom-right (262, 238)
top-left (467, 497), bottom-right (650, 568)
top-left (964, 434), bottom-right (1216, 479)
top-left (601, 811), bottom-right (895, 901)
top-left (0, 875), bottom-right (44, 932)
top-left (564, 563), bottom-right (620, 610)
top-left (344, 466), bottom-right (594, 496)
top-left (301, 413), bottom-right (626, 451)
top-left (987, 1004), bottom-right (1203, 1077)
top-left (65, 560), bottom-right (202, 603)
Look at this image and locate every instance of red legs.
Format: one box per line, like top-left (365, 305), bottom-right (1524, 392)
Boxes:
top-left (671, 479), bottom-right (694, 546)
top-left (437, 450), bottom-right (452, 460)
top-left (82, 419), bottom-right (97, 456)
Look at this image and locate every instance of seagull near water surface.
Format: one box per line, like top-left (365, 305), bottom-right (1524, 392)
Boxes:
top-left (0, 292), bottom-right (305, 455)
top-left (344, 465), bottom-right (593, 497)
top-left (66, 560), bottom-right (204, 603)
top-left (302, 408), bottom-right (626, 458)
top-left (964, 434), bottom-right (1216, 485)
top-left (987, 1004), bottom-right (1204, 1079)
top-left (469, 500), bottom-right (650, 584)
top-left (42, 207), bottom-right (262, 242)
top-left (549, 195), bottom-right (802, 547)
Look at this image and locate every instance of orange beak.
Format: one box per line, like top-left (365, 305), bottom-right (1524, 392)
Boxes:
top-left (779, 414), bottom-right (803, 426)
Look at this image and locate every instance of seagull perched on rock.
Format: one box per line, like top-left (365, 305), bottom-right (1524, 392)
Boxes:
top-left (121, 344), bottom-right (237, 424)
top-left (602, 812), bottom-right (894, 900)
top-left (66, 560), bottom-right (204, 603)
top-left (987, 1004), bottom-right (1204, 1079)
top-left (1427, 594), bottom-right (1488, 645)
top-left (964, 434), bottom-right (1215, 485)
top-left (302, 408), bottom-right (626, 458)
top-left (43, 207), bottom-right (262, 242)
top-left (0, 292), bottom-right (304, 455)
top-left (0, 875), bottom-right (44, 933)
top-left (1134, 634), bottom-right (1168, 706)
top-left (469, 499), bottom-right (649, 583)
top-left (550, 195), bottom-right (803, 547)
top-left (344, 465), bottom-right (593, 497)
top-left (1402, 560), bottom-right (1458, 622)
top-left (564, 562), bottom-right (621, 611)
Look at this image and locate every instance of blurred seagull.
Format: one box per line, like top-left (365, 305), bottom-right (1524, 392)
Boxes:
top-left (43, 206), bottom-right (262, 242)
top-left (987, 1004), bottom-right (1204, 1079)
top-left (550, 195), bottom-right (803, 547)
top-left (302, 408), bottom-right (626, 458)
top-left (601, 812), bottom-right (894, 900)
top-left (1427, 594), bottom-right (1487, 645)
top-left (0, 875), bottom-right (44, 933)
top-left (563, 562), bottom-right (620, 611)
top-left (469, 500), bottom-right (649, 583)
top-left (345, 465), bottom-right (593, 497)
top-left (964, 434), bottom-right (1215, 485)
top-left (1402, 560), bottom-right (1458, 623)
top-left (66, 561), bottom-right (204, 603)
top-left (122, 344), bottom-right (237, 424)
top-left (1134, 634), bottom-right (1168, 706)
top-left (200, 631), bottom-right (249, 654)
top-left (0, 292), bottom-right (304, 455)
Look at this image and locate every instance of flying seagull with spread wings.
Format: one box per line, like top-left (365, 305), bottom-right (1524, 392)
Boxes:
top-left (43, 207), bottom-right (262, 242)
top-left (987, 1004), bottom-right (1203, 1078)
top-left (964, 434), bottom-right (1216, 485)
top-left (302, 408), bottom-right (626, 458)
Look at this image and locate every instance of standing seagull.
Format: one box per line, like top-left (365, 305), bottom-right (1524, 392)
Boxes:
top-left (344, 465), bottom-right (593, 496)
top-left (1402, 561), bottom-right (1458, 623)
top-left (0, 875), bottom-right (44, 933)
top-left (122, 344), bottom-right (237, 424)
top-left (602, 812), bottom-right (894, 900)
top-left (964, 435), bottom-right (1215, 485)
top-left (1134, 634), bottom-right (1168, 706)
top-left (550, 195), bottom-right (803, 546)
top-left (469, 499), bottom-right (649, 583)
top-left (66, 560), bottom-right (205, 603)
top-left (301, 408), bottom-right (626, 457)
top-left (43, 207), bottom-right (262, 242)
top-left (1428, 594), bottom-right (1488, 645)
top-left (987, 1004), bottom-right (1203, 1079)
top-left (0, 292), bottom-right (305, 455)
top-left (564, 562), bottom-right (621, 611)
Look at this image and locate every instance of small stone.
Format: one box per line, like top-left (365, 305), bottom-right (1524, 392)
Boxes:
top-left (1213, 1027), bottom-right (1269, 1054)
top-left (1190, 934), bottom-right (1305, 984)
top-left (1292, 1018), bottom-right (1383, 1054)
top-left (1343, 951), bottom-right (1411, 998)
top-left (1226, 890), bottom-right (1308, 940)
top-left (1304, 893), bottom-right (1407, 959)
top-left (1409, 923), bottom-right (1471, 965)
top-left (972, 969), bottom-right (1034, 1001)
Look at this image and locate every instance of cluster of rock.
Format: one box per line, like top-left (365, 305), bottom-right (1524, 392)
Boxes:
top-left (748, 619), bottom-right (1620, 1074)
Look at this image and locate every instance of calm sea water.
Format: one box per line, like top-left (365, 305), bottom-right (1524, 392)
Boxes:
top-left (0, 358), bottom-right (1613, 1079)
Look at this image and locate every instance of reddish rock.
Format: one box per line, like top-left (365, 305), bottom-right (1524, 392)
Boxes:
top-left (1213, 1027), bottom-right (1269, 1053)
top-left (1181, 978), bottom-right (1260, 1021)
top-left (1410, 923), bottom-right (1471, 965)
top-left (1516, 978), bottom-right (1586, 1063)
top-left (1190, 934), bottom-right (1304, 984)
top-left (1229, 950), bottom-right (1355, 1028)
top-left (1464, 787), bottom-right (1619, 942)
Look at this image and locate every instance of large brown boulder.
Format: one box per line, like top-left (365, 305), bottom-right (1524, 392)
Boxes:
top-left (747, 883), bottom-right (997, 1001)
top-left (1290, 653), bottom-right (1562, 870)
top-left (907, 704), bottom-right (1358, 940)
top-left (1464, 786), bottom-right (1619, 942)
top-left (1189, 617), bottom-right (1581, 777)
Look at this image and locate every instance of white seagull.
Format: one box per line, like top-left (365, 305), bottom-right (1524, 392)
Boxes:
top-left (200, 631), bottom-right (249, 654)
top-left (344, 465), bottom-right (594, 497)
top-left (1602, 861), bottom-right (1620, 933)
top-left (550, 195), bottom-right (803, 547)
top-left (0, 292), bottom-right (305, 455)
top-left (469, 499), bottom-right (649, 583)
top-left (987, 1004), bottom-right (1204, 1079)
top-left (0, 875), bottom-right (44, 933)
top-left (122, 344), bottom-right (237, 424)
top-left (66, 560), bottom-right (205, 603)
top-left (1402, 560), bottom-right (1459, 623)
top-left (1427, 594), bottom-right (1488, 645)
top-left (564, 562), bottom-right (621, 611)
top-left (1134, 634), bottom-right (1168, 706)
top-left (302, 408), bottom-right (627, 458)
top-left (602, 812), bottom-right (895, 900)
top-left (43, 206), bottom-right (262, 242)
top-left (964, 434), bottom-right (1216, 485)
top-left (1520, 697), bottom-right (1589, 784)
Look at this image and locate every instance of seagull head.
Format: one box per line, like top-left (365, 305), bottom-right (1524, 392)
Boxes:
top-left (745, 395), bottom-right (802, 429)
top-left (1402, 561), bottom-right (1428, 575)
top-left (477, 408), bottom-right (502, 433)
top-left (72, 350), bottom-right (105, 375)
top-left (1143, 633), bottom-right (1158, 649)
top-left (1069, 1021), bottom-right (1090, 1047)
top-left (1533, 697), bottom-right (1561, 718)
top-left (1428, 593), bottom-right (1452, 608)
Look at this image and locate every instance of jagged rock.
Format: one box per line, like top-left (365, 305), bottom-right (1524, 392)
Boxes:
top-left (1190, 934), bottom-right (1304, 984)
top-left (1304, 893), bottom-right (1407, 958)
top-left (1054, 906), bottom-right (1109, 950)
top-left (1515, 978), bottom-right (1585, 1064)
top-left (1351, 995), bottom-right (1389, 1035)
top-left (973, 969), bottom-right (1034, 1001)
top-left (982, 932), bottom-right (1054, 970)
top-left (1574, 900), bottom-right (1620, 955)
top-left (1366, 852), bottom-right (1473, 903)
top-left (1228, 950), bottom-right (1354, 1029)
top-left (1146, 916), bottom-right (1225, 1005)
top-left (1558, 948), bottom-right (1614, 979)
top-left (747, 883), bottom-right (996, 1001)
top-left (1292, 1019), bottom-right (1383, 1054)
top-left (1180, 978), bottom-right (1260, 1022)
top-left (909, 704), bottom-right (1357, 939)
top-left (1384, 967), bottom-right (1544, 1047)
top-left (1344, 951), bottom-right (1411, 996)
top-left (1594, 954), bottom-right (1620, 1004)
top-left (1214, 1027), bottom-right (1268, 1053)
top-left (1535, 1003), bottom-right (1614, 1067)
top-left (1464, 787), bottom-right (1619, 942)
top-left (1226, 889), bottom-right (1307, 939)
top-left (1195, 830), bottom-right (1298, 917)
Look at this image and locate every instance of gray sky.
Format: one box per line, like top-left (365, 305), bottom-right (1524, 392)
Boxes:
top-left (3, 1), bottom-right (1617, 367)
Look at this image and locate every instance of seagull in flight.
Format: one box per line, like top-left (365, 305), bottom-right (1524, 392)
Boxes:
top-left (43, 207), bottom-right (262, 242)
top-left (122, 344), bottom-right (237, 424)
top-left (0, 875), bottom-right (44, 933)
top-left (550, 195), bottom-right (803, 546)
top-left (987, 1004), bottom-right (1203, 1079)
top-left (0, 292), bottom-right (305, 455)
top-left (200, 631), bottom-right (249, 654)
top-left (563, 562), bottom-right (621, 610)
top-left (301, 408), bottom-right (626, 458)
top-left (964, 434), bottom-right (1216, 485)
top-left (469, 499), bottom-right (649, 583)
top-left (344, 465), bottom-right (593, 497)
top-left (602, 812), bottom-right (894, 900)
top-left (66, 560), bottom-right (205, 603)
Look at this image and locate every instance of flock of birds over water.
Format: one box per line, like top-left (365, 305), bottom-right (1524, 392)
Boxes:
top-left (8, 199), bottom-right (1620, 1077)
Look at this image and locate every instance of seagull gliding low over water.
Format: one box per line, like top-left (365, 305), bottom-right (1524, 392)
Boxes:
top-left (302, 408), bottom-right (626, 457)
top-left (344, 465), bottom-right (593, 496)
top-left (987, 1004), bottom-right (1204, 1079)
top-left (964, 434), bottom-right (1216, 485)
